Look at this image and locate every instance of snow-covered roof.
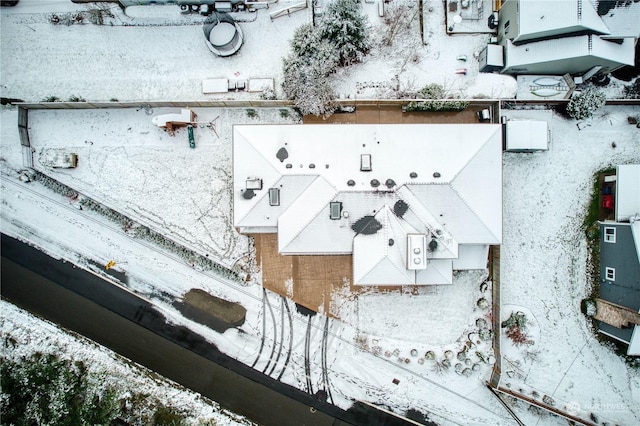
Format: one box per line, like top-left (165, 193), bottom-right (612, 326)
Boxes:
top-left (353, 207), bottom-right (417, 286)
top-left (515, 0), bottom-right (611, 43)
top-left (615, 164), bottom-right (640, 222)
top-left (503, 36), bottom-right (635, 75)
top-left (600, 0), bottom-right (640, 39)
top-left (233, 124), bottom-right (502, 285)
top-left (505, 120), bottom-right (549, 151)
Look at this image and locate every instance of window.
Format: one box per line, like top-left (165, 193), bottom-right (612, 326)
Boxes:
top-left (504, 20), bottom-right (510, 34)
top-left (605, 267), bottom-right (615, 281)
top-left (604, 227), bottom-right (616, 243)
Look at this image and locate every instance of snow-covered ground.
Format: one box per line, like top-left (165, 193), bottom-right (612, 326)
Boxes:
top-left (0, 300), bottom-right (254, 426)
top-left (1, 0), bottom-right (640, 425)
top-left (500, 105), bottom-right (640, 424)
top-left (0, 0), bottom-right (516, 102)
top-left (0, 104), bottom-right (514, 424)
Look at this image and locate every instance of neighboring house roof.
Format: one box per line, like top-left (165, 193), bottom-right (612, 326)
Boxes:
top-left (615, 164), bottom-right (640, 222)
top-left (515, 0), bottom-right (610, 44)
top-left (502, 35), bottom-right (636, 75)
top-left (600, 0), bottom-right (640, 39)
top-left (598, 221), bottom-right (640, 355)
top-left (233, 124), bottom-right (502, 285)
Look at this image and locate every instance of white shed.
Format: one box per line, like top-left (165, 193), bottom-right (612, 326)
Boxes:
top-left (504, 120), bottom-right (549, 152)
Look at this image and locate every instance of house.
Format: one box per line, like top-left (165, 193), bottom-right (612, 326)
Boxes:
top-left (597, 164), bottom-right (640, 356)
top-left (492, 0), bottom-right (637, 76)
top-left (233, 124), bottom-right (502, 287)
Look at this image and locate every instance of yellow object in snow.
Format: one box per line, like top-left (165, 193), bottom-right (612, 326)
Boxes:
top-left (105, 260), bottom-right (116, 270)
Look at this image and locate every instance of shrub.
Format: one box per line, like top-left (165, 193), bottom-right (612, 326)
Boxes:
top-left (246, 108), bottom-right (258, 119)
top-left (506, 326), bottom-right (534, 346)
top-left (623, 78), bottom-right (640, 99)
top-left (260, 88), bottom-right (277, 100)
top-left (67, 95), bottom-right (86, 102)
top-left (566, 88), bottom-right (606, 120)
top-left (403, 100), bottom-right (469, 112)
top-left (42, 96), bottom-right (61, 102)
top-left (152, 406), bottom-right (186, 426)
top-left (502, 311), bottom-right (527, 329)
top-left (418, 83), bottom-right (445, 99)
top-left (0, 353), bottom-right (120, 425)
top-left (581, 298), bottom-right (597, 316)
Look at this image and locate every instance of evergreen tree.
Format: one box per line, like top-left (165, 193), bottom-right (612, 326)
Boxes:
top-left (318, 0), bottom-right (370, 66)
top-left (566, 87), bottom-right (606, 120)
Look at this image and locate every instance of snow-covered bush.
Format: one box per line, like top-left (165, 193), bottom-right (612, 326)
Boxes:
top-left (418, 83), bottom-right (445, 99)
top-left (623, 78), bottom-right (640, 99)
top-left (282, 47), bottom-right (338, 117)
top-left (581, 298), bottom-right (597, 317)
top-left (403, 100), bottom-right (469, 112)
top-left (1, 353), bottom-right (120, 425)
top-left (566, 88), bottom-right (606, 120)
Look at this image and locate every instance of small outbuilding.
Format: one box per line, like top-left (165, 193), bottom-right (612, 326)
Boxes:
top-left (504, 119), bottom-right (549, 152)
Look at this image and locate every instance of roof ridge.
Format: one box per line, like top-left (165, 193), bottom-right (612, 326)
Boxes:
top-left (448, 184), bottom-right (501, 242)
top-left (279, 176), bottom-right (337, 250)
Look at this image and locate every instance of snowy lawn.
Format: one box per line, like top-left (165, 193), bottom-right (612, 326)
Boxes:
top-left (25, 106), bottom-right (301, 267)
top-left (500, 105), bottom-right (640, 425)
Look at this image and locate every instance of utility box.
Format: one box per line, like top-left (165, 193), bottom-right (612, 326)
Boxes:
top-left (478, 44), bottom-right (504, 72)
top-left (504, 120), bottom-right (550, 152)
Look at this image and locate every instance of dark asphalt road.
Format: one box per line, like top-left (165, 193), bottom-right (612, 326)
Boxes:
top-left (1, 234), bottom-right (420, 426)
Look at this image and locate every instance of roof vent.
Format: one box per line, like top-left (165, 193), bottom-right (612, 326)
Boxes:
top-left (388, 238), bottom-right (394, 246)
top-left (428, 238), bottom-right (438, 251)
top-left (286, 163), bottom-right (293, 169)
top-left (246, 178), bottom-right (262, 190)
top-left (352, 215), bottom-right (383, 235)
top-left (433, 172), bottom-right (441, 178)
top-left (410, 172), bottom-right (418, 179)
top-left (393, 199), bottom-right (408, 218)
top-left (276, 147), bottom-right (289, 163)
top-left (385, 179), bottom-right (396, 188)
top-left (347, 179), bottom-right (356, 187)
top-left (370, 179), bottom-right (380, 188)
top-left (309, 163), bottom-right (315, 169)
top-left (242, 189), bottom-right (256, 200)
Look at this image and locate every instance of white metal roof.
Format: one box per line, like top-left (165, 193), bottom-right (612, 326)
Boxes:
top-left (416, 259), bottom-right (453, 285)
top-left (353, 207), bottom-right (417, 285)
top-left (504, 36), bottom-right (635, 73)
top-left (233, 123), bottom-right (502, 284)
top-left (516, 0), bottom-right (611, 43)
top-left (615, 164), bottom-right (640, 222)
